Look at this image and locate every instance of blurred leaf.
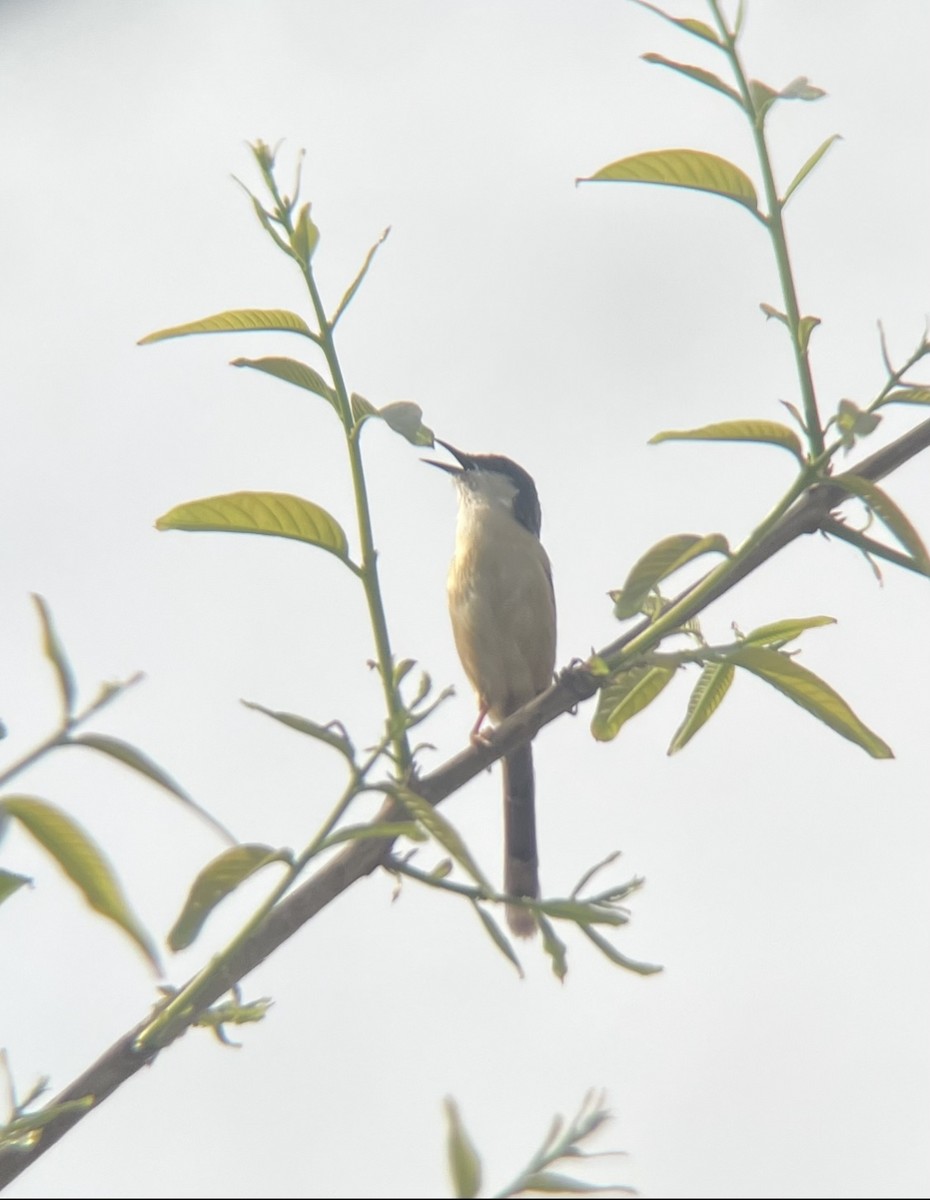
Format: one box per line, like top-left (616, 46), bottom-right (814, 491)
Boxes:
top-left (1, 796), bottom-right (160, 970)
top-left (538, 914), bottom-right (569, 982)
top-left (651, 419), bottom-right (802, 459)
top-left (318, 821), bottom-right (426, 849)
top-left (241, 700), bottom-right (356, 762)
top-left (797, 315), bottom-right (821, 354)
top-left (591, 665), bottom-right (676, 741)
top-left (615, 533), bottom-right (730, 618)
top-left (472, 902), bottom-right (524, 978)
top-left (779, 75), bottom-right (826, 100)
top-left (168, 844), bottom-right (289, 952)
top-left (230, 356), bottom-right (337, 413)
top-left (378, 401), bottom-right (434, 447)
top-left (783, 134), bottom-right (842, 204)
top-left (520, 1171), bottom-right (635, 1194)
top-left (833, 474), bottom-right (930, 570)
top-left (760, 302), bottom-right (788, 326)
top-left (641, 54), bottom-right (739, 104)
top-left (350, 392), bottom-right (378, 423)
top-left (138, 308), bottom-right (315, 344)
top-left (290, 201), bottom-right (319, 263)
top-left (580, 925), bottom-right (663, 975)
top-left (742, 615), bottom-right (836, 647)
top-left (580, 148), bottom-right (759, 215)
top-left (67, 733), bottom-right (235, 844)
top-left (727, 646), bottom-right (893, 758)
top-left (393, 786), bottom-right (493, 894)
top-left (31, 594), bottom-right (76, 717)
top-left (667, 662), bottom-right (734, 754)
top-left (444, 1098), bottom-right (482, 1200)
top-left (539, 899), bottom-right (627, 927)
top-left (156, 491), bottom-right (353, 566)
top-left (631, 1), bottom-right (721, 44)
top-left (878, 386), bottom-right (930, 407)
top-left (331, 228), bottom-right (390, 326)
top-left (0, 869), bottom-right (31, 905)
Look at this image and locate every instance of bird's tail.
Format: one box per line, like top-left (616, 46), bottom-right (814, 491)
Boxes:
top-left (502, 741), bottom-right (539, 938)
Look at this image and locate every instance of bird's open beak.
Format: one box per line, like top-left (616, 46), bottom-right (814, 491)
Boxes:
top-left (422, 439), bottom-right (474, 474)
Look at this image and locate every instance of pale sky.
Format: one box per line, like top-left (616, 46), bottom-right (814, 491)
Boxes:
top-left (2, 2), bottom-right (929, 1197)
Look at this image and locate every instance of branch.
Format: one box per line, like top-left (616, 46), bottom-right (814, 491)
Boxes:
top-left (3, 415), bottom-right (929, 1189)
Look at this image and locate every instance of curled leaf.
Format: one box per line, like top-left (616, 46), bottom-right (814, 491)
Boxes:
top-left (650, 419), bottom-right (802, 459)
top-left (231, 357), bottom-right (337, 412)
top-left (615, 533), bottom-right (729, 618)
top-left (168, 844), bottom-right (289, 952)
top-left (591, 665), bottom-right (676, 741)
top-left (580, 148), bottom-right (759, 216)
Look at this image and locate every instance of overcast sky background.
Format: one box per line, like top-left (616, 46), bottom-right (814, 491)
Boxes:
top-left (2, 2), bottom-right (929, 1197)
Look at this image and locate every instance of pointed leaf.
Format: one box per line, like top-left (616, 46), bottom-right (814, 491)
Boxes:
top-left (2, 796), bottom-right (160, 969)
top-left (591, 665), bottom-right (676, 741)
top-left (650, 419), bottom-right (802, 459)
top-left (241, 700), bottom-right (356, 761)
top-left (797, 315), bottom-right (821, 354)
top-left (350, 392), bottom-right (378, 424)
top-left (667, 662), bottom-right (734, 754)
top-left (580, 924), bottom-right (663, 975)
top-left (471, 901), bottom-right (524, 977)
top-left (631, 2), bottom-right (721, 44)
top-left (31, 594), bottom-right (76, 717)
top-left (331, 228), bottom-right (390, 327)
top-left (393, 786), bottom-right (493, 894)
top-left (641, 54), bottom-right (740, 104)
top-left (521, 1171), bottom-right (635, 1195)
top-left (230, 356), bottom-right (337, 412)
top-left (0, 869), bottom-right (31, 905)
top-left (168, 844), bottom-right (289, 952)
top-left (616, 533), bottom-right (730, 617)
top-left (66, 733), bottom-right (235, 844)
top-left (138, 309), bottom-right (315, 345)
top-left (318, 821), bottom-right (425, 850)
top-left (833, 475), bottom-right (930, 571)
top-left (538, 914), bottom-right (569, 982)
top-left (878, 387), bottom-right (930, 408)
top-left (444, 1098), bottom-right (482, 1200)
top-left (580, 149), bottom-right (759, 215)
top-left (156, 491), bottom-right (352, 565)
top-left (727, 646), bottom-right (893, 758)
top-left (742, 615), bottom-right (836, 647)
top-left (760, 302), bottom-right (788, 326)
top-left (290, 201), bottom-right (319, 264)
top-left (783, 134), bottom-right (842, 204)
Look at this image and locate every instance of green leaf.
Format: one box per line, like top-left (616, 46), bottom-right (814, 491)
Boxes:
top-left (156, 491), bottom-right (353, 565)
top-left (667, 662), bottom-right (734, 754)
top-left (290, 201), bottom-right (319, 263)
top-left (797, 315), bottom-right (822, 354)
top-left (615, 533), bottom-right (730, 618)
top-left (538, 914), bottom-right (569, 982)
top-left (230, 356), bottom-right (337, 413)
top-left (538, 899), bottom-right (627, 927)
top-left (641, 54), bottom-right (740, 104)
top-left (877, 386), bottom-right (930, 408)
top-left (833, 474), bottom-right (930, 571)
top-left (138, 309), bottom-right (315, 345)
top-left (580, 149), bottom-right (759, 216)
top-left (580, 924), bottom-right (663, 975)
top-left (65, 733), bottom-right (235, 844)
top-left (241, 700), bottom-right (356, 762)
top-left (0, 869), bottom-right (31, 905)
top-left (650, 419), bottom-right (803, 459)
top-left (167, 844), bottom-right (289, 952)
top-left (748, 79), bottom-right (779, 120)
top-left (631, 1), bottom-right (721, 44)
top-left (31, 594), bottom-right (76, 717)
top-left (472, 901), bottom-right (524, 976)
top-left (318, 821), bottom-right (426, 850)
top-left (393, 786), bottom-right (494, 894)
top-left (520, 1171), bottom-right (635, 1195)
top-left (591, 665), bottom-right (676, 741)
top-left (779, 75), bottom-right (826, 101)
top-left (742, 615), bottom-right (836, 647)
top-left (331, 228), bottom-right (390, 326)
top-left (350, 392), bottom-right (378, 423)
top-left (377, 401), bottom-right (435, 447)
top-left (783, 134), bottom-right (842, 204)
top-left (726, 646), bottom-right (893, 758)
top-left (1, 796), bottom-right (160, 970)
top-left (444, 1098), bottom-right (482, 1200)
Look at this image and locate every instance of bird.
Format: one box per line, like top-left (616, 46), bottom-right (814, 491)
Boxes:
top-left (426, 440), bottom-right (557, 937)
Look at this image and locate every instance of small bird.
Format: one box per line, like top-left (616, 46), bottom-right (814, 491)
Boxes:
top-left (427, 440), bottom-right (557, 936)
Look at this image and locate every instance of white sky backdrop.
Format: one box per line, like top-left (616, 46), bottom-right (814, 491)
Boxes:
top-left (2, 1), bottom-right (929, 1197)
